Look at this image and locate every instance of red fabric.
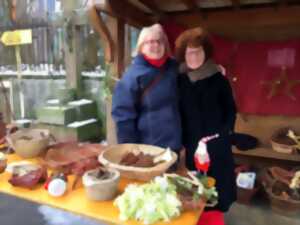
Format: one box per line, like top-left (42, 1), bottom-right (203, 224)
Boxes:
top-left (161, 20), bottom-right (186, 53)
top-left (211, 35), bottom-right (300, 116)
top-left (197, 211), bottom-right (225, 225)
top-left (143, 54), bottom-right (169, 68)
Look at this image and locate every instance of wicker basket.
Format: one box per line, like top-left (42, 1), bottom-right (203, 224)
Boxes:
top-left (270, 127), bottom-right (298, 154)
top-left (261, 167), bottom-right (300, 216)
top-left (266, 186), bottom-right (300, 216)
top-left (98, 144), bottom-right (178, 181)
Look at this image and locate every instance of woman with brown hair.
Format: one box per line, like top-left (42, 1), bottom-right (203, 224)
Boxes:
top-left (175, 28), bottom-right (237, 225)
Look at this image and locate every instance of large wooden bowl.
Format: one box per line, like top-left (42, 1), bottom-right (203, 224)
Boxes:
top-left (98, 144), bottom-right (178, 181)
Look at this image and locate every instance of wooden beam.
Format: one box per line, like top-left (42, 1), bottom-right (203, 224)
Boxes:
top-left (87, 0), bottom-right (153, 64)
top-left (87, 5), bottom-right (114, 62)
top-left (231, 0), bottom-right (241, 10)
top-left (138, 0), bottom-right (163, 16)
top-left (106, 16), bottom-right (125, 77)
top-left (90, 0), bottom-right (154, 27)
top-left (210, 25), bottom-right (300, 41)
top-left (108, 0), bottom-right (154, 26)
top-left (278, 0), bottom-right (288, 8)
top-left (170, 5), bottom-right (300, 30)
top-left (181, 0), bottom-right (198, 10)
top-left (180, 0), bottom-right (205, 19)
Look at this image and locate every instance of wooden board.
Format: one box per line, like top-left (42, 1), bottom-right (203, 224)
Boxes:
top-left (170, 5), bottom-right (300, 41)
top-left (233, 147), bottom-right (300, 162)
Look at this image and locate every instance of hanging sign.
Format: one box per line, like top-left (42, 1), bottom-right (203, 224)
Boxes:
top-left (1, 29), bottom-right (32, 46)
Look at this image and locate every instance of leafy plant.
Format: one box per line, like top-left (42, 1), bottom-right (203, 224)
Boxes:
top-left (167, 172), bottom-right (218, 206)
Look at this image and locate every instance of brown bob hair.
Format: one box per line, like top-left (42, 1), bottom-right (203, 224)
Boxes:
top-left (175, 27), bottom-right (213, 63)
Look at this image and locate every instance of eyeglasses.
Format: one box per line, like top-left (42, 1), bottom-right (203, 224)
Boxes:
top-left (144, 39), bottom-right (164, 45)
top-left (185, 48), bottom-right (204, 57)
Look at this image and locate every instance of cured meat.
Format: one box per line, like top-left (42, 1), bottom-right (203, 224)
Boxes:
top-left (9, 166), bottom-right (47, 189)
top-left (44, 142), bottom-right (104, 175)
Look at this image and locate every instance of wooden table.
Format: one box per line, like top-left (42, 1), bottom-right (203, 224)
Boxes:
top-left (0, 154), bottom-right (200, 225)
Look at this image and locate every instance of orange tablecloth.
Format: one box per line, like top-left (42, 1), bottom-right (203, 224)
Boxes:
top-left (0, 154), bottom-right (200, 225)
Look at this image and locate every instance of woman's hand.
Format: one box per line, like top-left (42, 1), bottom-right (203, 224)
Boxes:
top-left (218, 64), bottom-right (226, 75)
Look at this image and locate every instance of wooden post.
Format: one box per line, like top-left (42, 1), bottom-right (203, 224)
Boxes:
top-left (124, 24), bottom-right (132, 69)
top-left (105, 16), bottom-right (125, 145)
top-left (63, 24), bottom-right (83, 96)
top-left (106, 15), bottom-right (125, 77)
top-left (87, 6), bottom-right (115, 62)
top-left (62, 0), bottom-right (83, 97)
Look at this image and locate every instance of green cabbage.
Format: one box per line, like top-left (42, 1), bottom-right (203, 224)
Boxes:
top-left (114, 177), bottom-right (182, 224)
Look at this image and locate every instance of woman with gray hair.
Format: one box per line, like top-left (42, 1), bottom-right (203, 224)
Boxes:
top-left (112, 24), bottom-right (182, 155)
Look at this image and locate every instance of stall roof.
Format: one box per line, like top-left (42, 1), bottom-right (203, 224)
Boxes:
top-left (94, 0), bottom-right (300, 40)
top-left (128, 0), bottom-right (290, 13)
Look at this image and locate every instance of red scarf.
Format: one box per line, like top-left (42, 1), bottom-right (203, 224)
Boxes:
top-left (143, 54), bottom-right (169, 68)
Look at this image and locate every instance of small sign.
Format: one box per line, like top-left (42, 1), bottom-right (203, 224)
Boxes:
top-left (1, 29), bottom-right (32, 46)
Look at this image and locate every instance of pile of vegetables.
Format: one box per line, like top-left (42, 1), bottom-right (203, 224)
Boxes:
top-left (114, 176), bottom-right (181, 224)
top-left (114, 172), bottom-right (218, 224)
top-left (166, 172), bottom-right (218, 208)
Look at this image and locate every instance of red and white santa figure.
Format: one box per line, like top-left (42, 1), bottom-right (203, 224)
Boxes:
top-left (194, 134), bottom-right (219, 175)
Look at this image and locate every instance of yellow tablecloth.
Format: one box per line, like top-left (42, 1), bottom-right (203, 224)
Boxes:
top-left (0, 154), bottom-right (199, 225)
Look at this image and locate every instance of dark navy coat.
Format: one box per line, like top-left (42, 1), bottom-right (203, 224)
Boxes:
top-left (178, 72), bottom-right (237, 212)
top-left (112, 55), bottom-right (182, 152)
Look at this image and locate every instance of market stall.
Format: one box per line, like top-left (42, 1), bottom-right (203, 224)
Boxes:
top-left (1, 0), bottom-right (300, 222)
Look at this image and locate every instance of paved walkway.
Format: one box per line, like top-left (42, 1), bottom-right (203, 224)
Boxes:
top-left (0, 193), bottom-right (105, 225)
top-left (1, 192), bottom-right (300, 225)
